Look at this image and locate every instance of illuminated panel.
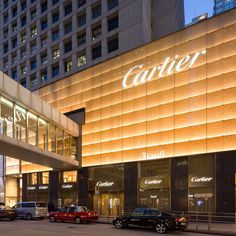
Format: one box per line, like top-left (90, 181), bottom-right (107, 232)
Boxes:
top-left (36, 9), bottom-right (236, 167)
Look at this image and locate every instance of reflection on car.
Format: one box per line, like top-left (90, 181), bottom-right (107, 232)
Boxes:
top-left (0, 205), bottom-right (17, 221)
top-left (48, 205), bottom-right (99, 224)
top-left (113, 208), bottom-right (188, 234)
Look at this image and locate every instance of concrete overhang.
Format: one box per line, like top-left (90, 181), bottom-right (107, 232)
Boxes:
top-left (0, 134), bottom-right (79, 169)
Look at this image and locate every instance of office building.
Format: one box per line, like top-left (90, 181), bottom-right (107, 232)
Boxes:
top-left (0, 0), bottom-right (184, 92)
top-left (214, 0), bottom-right (236, 15)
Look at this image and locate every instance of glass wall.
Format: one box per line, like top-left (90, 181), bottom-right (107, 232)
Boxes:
top-left (0, 155), bottom-right (4, 203)
top-left (0, 95), bottom-right (77, 160)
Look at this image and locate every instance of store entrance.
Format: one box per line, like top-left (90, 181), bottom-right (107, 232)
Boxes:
top-left (93, 192), bottom-right (123, 216)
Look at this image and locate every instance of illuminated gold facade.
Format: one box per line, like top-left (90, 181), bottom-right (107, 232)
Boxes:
top-left (36, 9), bottom-right (236, 167)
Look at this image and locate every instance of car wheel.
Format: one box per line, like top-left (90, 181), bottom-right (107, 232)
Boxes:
top-left (50, 216), bottom-right (56, 223)
top-left (26, 213), bottom-right (32, 221)
top-left (155, 223), bottom-right (167, 234)
top-left (75, 217), bottom-right (81, 224)
top-left (114, 219), bottom-right (124, 229)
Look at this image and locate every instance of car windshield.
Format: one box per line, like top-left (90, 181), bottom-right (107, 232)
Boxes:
top-left (82, 206), bottom-right (88, 212)
top-left (0, 206), bottom-right (12, 210)
top-left (36, 203), bottom-right (47, 207)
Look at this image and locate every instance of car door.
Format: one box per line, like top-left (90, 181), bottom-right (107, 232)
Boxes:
top-left (67, 206), bottom-right (77, 221)
top-left (56, 207), bottom-right (69, 221)
top-left (13, 203), bottom-right (22, 217)
top-left (128, 208), bottom-right (144, 226)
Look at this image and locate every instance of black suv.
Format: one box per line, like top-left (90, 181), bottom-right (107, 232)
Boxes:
top-left (113, 208), bottom-right (187, 234)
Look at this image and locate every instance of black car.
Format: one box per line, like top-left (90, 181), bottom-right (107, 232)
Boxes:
top-left (113, 208), bottom-right (187, 234)
top-left (0, 206), bottom-right (17, 221)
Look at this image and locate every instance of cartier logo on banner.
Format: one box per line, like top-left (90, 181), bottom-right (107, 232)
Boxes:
top-left (122, 50), bottom-right (206, 89)
top-left (189, 176), bottom-right (214, 187)
top-left (140, 176), bottom-right (169, 189)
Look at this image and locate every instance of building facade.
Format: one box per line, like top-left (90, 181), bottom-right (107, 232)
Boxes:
top-left (0, 0), bottom-right (184, 91)
top-left (3, 5), bottom-right (236, 217)
top-left (214, 0), bottom-right (236, 15)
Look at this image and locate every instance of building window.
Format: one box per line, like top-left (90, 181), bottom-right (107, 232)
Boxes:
top-left (40, 70), bottom-right (48, 83)
top-left (12, 54), bottom-right (17, 64)
top-left (41, 1), bottom-right (48, 13)
top-left (31, 60), bottom-right (37, 70)
top-left (92, 44), bottom-right (101, 60)
top-left (92, 3), bottom-right (101, 19)
top-left (41, 19), bottom-right (48, 31)
top-left (3, 60), bottom-right (8, 70)
top-left (41, 36), bottom-right (47, 47)
top-left (64, 41), bottom-right (72, 53)
top-left (31, 43), bottom-right (37, 53)
top-left (21, 65), bottom-right (26, 75)
top-left (52, 64), bottom-right (59, 77)
top-left (107, 35), bottom-right (118, 53)
top-left (21, 15), bottom-right (27, 27)
top-left (20, 79), bottom-right (26, 88)
top-left (77, 51), bottom-right (86, 67)
top-left (3, 29), bottom-right (8, 39)
top-left (41, 53), bottom-right (47, 64)
top-left (52, 29), bottom-right (60, 41)
top-left (21, 48), bottom-right (26, 59)
top-left (52, 48), bottom-right (60, 59)
top-left (63, 171), bottom-right (77, 183)
top-left (21, 1), bottom-right (27, 11)
top-left (52, 11), bottom-right (59, 23)
top-left (52, 0), bottom-right (59, 5)
top-left (92, 23), bottom-right (102, 40)
top-left (107, 0), bottom-right (118, 10)
top-left (12, 7), bottom-right (17, 18)
top-left (30, 75), bottom-right (37, 88)
top-left (78, 0), bottom-right (86, 8)
top-left (78, 31), bottom-right (86, 46)
top-left (4, 0), bottom-right (8, 8)
top-left (64, 2), bottom-right (72, 16)
top-left (64, 21), bottom-right (72, 34)
top-left (12, 22), bottom-right (17, 33)
top-left (21, 32), bottom-right (26, 43)
top-left (31, 9), bottom-right (37, 20)
top-left (78, 12), bottom-right (86, 27)
top-left (31, 26), bottom-right (37, 37)
top-left (108, 14), bottom-right (118, 31)
top-left (64, 58), bottom-right (72, 72)
top-left (3, 44), bottom-right (8, 54)
top-left (12, 38), bottom-right (17, 49)
top-left (3, 13), bottom-right (8, 24)
top-left (12, 69), bottom-right (17, 80)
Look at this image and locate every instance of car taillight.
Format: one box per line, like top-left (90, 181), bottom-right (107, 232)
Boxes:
top-left (176, 217), bottom-right (187, 222)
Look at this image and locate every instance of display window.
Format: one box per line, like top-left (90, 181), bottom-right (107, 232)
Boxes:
top-left (89, 165), bottom-right (124, 216)
top-left (138, 159), bottom-right (170, 211)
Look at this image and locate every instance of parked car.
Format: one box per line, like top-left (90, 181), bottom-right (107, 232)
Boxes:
top-left (48, 205), bottom-right (99, 224)
top-left (12, 202), bottom-right (48, 220)
top-left (113, 208), bottom-right (188, 234)
top-left (0, 205), bottom-right (17, 221)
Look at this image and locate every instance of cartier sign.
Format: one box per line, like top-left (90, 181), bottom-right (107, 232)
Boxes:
top-left (96, 181), bottom-right (114, 187)
top-left (122, 50), bottom-right (206, 88)
top-left (191, 177), bottom-right (213, 183)
top-left (140, 176), bottom-right (169, 189)
top-left (189, 176), bottom-right (214, 187)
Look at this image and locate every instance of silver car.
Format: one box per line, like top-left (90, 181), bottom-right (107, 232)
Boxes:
top-left (13, 202), bottom-right (48, 220)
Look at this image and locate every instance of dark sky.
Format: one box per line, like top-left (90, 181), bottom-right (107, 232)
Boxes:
top-left (185, 0), bottom-right (214, 24)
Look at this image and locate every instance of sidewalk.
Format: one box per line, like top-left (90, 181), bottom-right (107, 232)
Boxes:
top-left (96, 216), bottom-right (236, 235)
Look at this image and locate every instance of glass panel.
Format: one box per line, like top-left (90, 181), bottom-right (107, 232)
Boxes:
top-left (27, 112), bottom-right (37, 146)
top-left (71, 137), bottom-right (77, 159)
top-left (42, 172), bottom-right (49, 184)
top-left (5, 157), bottom-right (20, 175)
top-left (0, 97), bottom-right (14, 137)
top-left (15, 105), bottom-right (27, 142)
top-left (56, 128), bottom-right (64, 155)
top-left (38, 118), bottom-right (47, 150)
top-left (64, 133), bottom-right (71, 157)
top-left (31, 173), bottom-right (37, 185)
top-left (63, 170), bottom-right (77, 183)
top-left (48, 124), bottom-right (56, 153)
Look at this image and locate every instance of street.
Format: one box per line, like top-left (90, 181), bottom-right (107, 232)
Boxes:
top-left (0, 219), bottom-right (215, 236)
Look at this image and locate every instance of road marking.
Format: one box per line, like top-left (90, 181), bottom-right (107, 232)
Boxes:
top-left (0, 223), bottom-right (13, 227)
top-left (71, 231), bottom-right (84, 234)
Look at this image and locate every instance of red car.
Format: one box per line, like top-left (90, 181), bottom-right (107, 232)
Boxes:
top-left (48, 206), bottom-right (99, 224)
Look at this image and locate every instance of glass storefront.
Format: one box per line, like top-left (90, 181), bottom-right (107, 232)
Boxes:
top-left (188, 154), bottom-right (215, 213)
top-left (58, 170), bottom-right (78, 207)
top-left (89, 165), bottom-right (124, 216)
top-left (138, 159), bottom-right (170, 211)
